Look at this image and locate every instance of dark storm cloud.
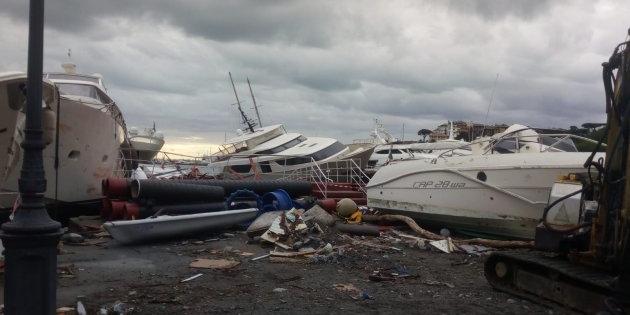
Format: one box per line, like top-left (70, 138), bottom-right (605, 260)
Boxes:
top-left (1, 0), bottom-right (338, 47)
top-left (1, 0), bottom-right (628, 147)
top-left (440, 0), bottom-right (556, 20)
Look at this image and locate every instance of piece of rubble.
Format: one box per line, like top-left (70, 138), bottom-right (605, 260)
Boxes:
top-left (189, 258), bottom-right (240, 269)
top-left (56, 306), bottom-right (76, 315)
top-left (181, 273), bottom-right (203, 283)
top-left (61, 233), bottom-right (85, 244)
top-left (272, 288), bottom-right (287, 293)
top-left (302, 205), bottom-right (336, 227)
top-left (429, 237), bottom-right (456, 253)
top-left (422, 280), bottom-right (455, 288)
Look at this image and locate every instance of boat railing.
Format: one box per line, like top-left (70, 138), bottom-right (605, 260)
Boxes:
top-left (432, 128), bottom-right (606, 163)
top-left (115, 147), bottom-right (207, 179)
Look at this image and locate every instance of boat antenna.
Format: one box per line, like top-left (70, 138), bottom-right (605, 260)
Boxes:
top-left (481, 73), bottom-right (500, 137)
top-left (228, 72), bottom-right (256, 133)
top-left (247, 77), bottom-right (263, 127)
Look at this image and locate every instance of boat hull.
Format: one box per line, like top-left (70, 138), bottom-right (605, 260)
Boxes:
top-left (129, 135), bottom-right (165, 162)
top-left (1, 76), bottom-right (126, 208)
top-left (367, 153), bottom-right (600, 239)
top-left (103, 208), bottom-right (258, 244)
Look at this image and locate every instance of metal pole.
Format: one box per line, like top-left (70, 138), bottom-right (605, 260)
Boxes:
top-left (247, 78), bottom-right (263, 127)
top-left (0, 0), bottom-right (62, 313)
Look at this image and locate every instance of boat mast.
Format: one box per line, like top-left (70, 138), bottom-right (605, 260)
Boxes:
top-left (228, 72), bottom-right (255, 133)
top-left (247, 77), bottom-right (263, 127)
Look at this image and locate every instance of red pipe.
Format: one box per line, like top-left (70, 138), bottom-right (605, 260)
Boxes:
top-left (110, 200), bottom-right (127, 220)
top-left (102, 178), bottom-right (131, 199)
top-left (100, 198), bottom-right (112, 220)
top-left (123, 202), bottom-right (141, 220)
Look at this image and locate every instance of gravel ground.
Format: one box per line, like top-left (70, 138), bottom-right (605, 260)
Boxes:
top-left (6, 228), bottom-right (577, 314)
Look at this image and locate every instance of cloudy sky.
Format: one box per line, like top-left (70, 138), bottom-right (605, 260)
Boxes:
top-left (1, 0), bottom-right (628, 155)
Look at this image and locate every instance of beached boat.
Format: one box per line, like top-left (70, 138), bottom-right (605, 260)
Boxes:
top-left (203, 124), bottom-right (349, 178)
top-left (0, 64), bottom-right (127, 209)
top-left (128, 123), bottom-right (165, 162)
top-left (366, 126), bottom-right (603, 239)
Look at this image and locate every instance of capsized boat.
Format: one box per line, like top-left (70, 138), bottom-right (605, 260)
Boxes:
top-left (366, 125), bottom-right (603, 239)
top-left (203, 124), bottom-right (349, 178)
top-left (0, 63), bottom-right (127, 209)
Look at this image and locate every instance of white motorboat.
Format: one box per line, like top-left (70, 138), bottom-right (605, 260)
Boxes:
top-left (366, 126), bottom-right (603, 239)
top-left (128, 123), bottom-right (165, 162)
top-left (0, 64), bottom-right (127, 209)
top-left (367, 121), bottom-right (470, 170)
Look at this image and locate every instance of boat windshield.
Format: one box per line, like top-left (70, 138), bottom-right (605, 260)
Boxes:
top-left (258, 135), bottom-right (307, 155)
top-left (276, 141), bottom-right (346, 166)
top-left (540, 136), bottom-right (578, 152)
top-left (56, 83), bottom-right (111, 103)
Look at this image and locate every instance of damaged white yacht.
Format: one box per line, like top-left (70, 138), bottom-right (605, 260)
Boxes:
top-left (366, 124), bottom-right (603, 239)
top-left (0, 64), bottom-right (127, 209)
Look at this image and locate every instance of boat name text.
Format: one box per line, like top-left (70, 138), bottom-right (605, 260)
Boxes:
top-left (412, 180), bottom-right (466, 189)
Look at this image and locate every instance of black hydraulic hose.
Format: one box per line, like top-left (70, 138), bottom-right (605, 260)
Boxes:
top-left (541, 187), bottom-right (589, 233)
top-left (131, 180), bottom-right (225, 202)
top-left (171, 179), bottom-right (313, 197)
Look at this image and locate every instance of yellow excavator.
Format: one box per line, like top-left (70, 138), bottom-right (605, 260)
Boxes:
top-left (484, 30), bottom-right (630, 314)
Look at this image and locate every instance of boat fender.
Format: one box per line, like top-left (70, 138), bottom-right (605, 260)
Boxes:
top-left (42, 107), bottom-right (56, 146)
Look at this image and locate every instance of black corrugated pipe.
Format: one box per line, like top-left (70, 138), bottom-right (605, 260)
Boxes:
top-left (131, 180), bottom-right (225, 202)
top-left (169, 179), bottom-right (313, 197)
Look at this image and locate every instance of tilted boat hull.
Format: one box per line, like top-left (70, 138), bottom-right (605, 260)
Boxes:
top-left (1, 74), bottom-right (126, 208)
top-left (367, 153), bottom-right (600, 239)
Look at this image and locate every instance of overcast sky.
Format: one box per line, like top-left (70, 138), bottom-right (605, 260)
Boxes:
top-left (1, 0), bottom-right (628, 155)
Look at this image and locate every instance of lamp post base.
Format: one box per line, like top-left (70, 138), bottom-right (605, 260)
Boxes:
top-left (1, 229), bottom-right (62, 314)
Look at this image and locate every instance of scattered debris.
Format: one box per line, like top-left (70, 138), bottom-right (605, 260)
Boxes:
top-left (272, 287), bottom-right (287, 293)
top-left (302, 205), bottom-right (336, 227)
top-left (422, 280), bottom-right (455, 288)
top-left (181, 273), bottom-right (203, 283)
top-left (260, 208), bottom-right (309, 249)
top-left (56, 306), bottom-right (76, 315)
top-left (98, 300), bottom-right (133, 314)
top-left (458, 244), bottom-right (492, 255)
top-left (246, 211), bottom-right (284, 237)
top-left (189, 258), bottom-right (240, 269)
top-left (429, 238), bottom-right (456, 253)
top-left (251, 254), bottom-right (271, 261)
top-left (61, 233), bottom-right (85, 244)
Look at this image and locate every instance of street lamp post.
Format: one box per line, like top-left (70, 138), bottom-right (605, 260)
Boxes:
top-left (0, 0), bottom-right (63, 313)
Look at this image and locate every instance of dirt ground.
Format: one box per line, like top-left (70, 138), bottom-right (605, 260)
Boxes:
top-left (16, 226), bottom-right (578, 315)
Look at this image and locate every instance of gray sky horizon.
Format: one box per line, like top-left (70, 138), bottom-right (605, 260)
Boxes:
top-left (1, 0), bottom-right (628, 155)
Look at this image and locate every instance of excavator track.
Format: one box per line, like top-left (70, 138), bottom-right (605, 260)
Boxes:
top-left (484, 251), bottom-right (619, 313)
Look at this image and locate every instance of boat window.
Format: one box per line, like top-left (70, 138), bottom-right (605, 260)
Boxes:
top-left (230, 164), bottom-right (252, 173)
top-left (56, 83), bottom-right (111, 103)
top-left (276, 141), bottom-right (346, 166)
top-left (493, 139), bottom-right (517, 154)
top-left (540, 136), bottom-right (578, 152)
top-left (47, 73), bottom-right (100, 83)
top-left (257, 135), bottom-right (307, 155)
